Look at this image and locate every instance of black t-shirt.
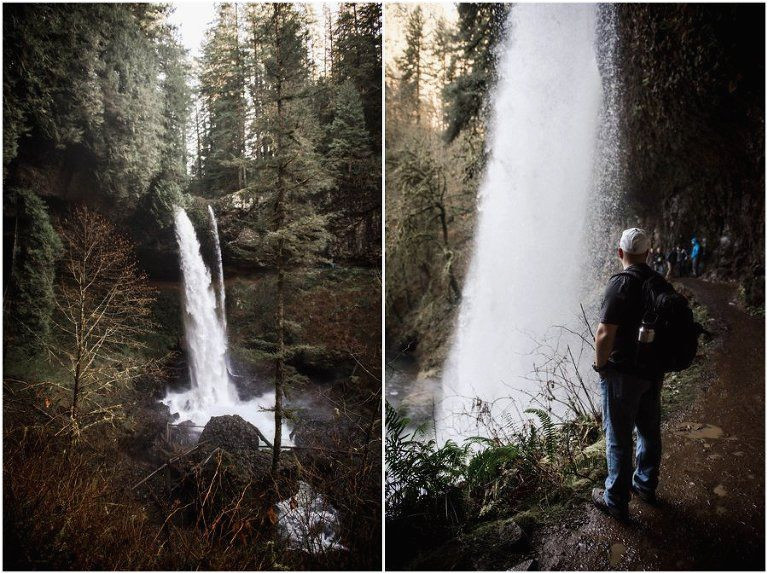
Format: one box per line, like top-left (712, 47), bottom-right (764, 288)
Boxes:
top-left (599, 263), bottom-right (660, 379)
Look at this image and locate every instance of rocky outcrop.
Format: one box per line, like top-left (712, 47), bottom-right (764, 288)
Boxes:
top-left (170, 415), bottom-right (298, 523)
top-left (199, 414), bottom-right (267, 452)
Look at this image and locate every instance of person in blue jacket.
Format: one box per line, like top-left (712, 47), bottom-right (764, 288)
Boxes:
top-left (691, 237), bottom-right (701, 277)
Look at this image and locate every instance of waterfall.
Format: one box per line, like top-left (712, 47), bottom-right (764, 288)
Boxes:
top-left (163, 206), bottom-right (290, 443)
top-left (208, 205), bottom-right (227, 334)
top-left (439, 5), bottom-right (603, 442)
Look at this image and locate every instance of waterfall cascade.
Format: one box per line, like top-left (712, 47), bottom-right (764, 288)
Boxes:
top-left (208, 205), bottom-right (227, 334)
top-left (440, 5), bottom-right (603, 442)
top-left (163, 206), bottom-right (289, 442)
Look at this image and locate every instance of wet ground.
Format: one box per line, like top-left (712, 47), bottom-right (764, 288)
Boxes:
top-left (533, 278), bottom-right (765, 570)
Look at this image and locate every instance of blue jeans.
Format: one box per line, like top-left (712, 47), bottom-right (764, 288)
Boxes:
top-left (600, 368), bottom-right (662, 512)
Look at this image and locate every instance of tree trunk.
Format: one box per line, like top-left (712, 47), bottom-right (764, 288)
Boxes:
top-left (272, 4), bottom-right (286, 474)
top-left (195, 104), bottom-right (203, 178)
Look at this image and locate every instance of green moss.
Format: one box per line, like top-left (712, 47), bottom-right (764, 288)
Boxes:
top-left (736, 284), bottom-right (765, 317)
top-left (509, 508), bottom-right (543, 531)
top-left (3, 347), bottom-right (70, 389)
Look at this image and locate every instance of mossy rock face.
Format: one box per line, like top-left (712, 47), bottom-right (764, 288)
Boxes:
top-left (509, 509), bottom-right (543, 532)
top-left (288, 346), bottom-right (350, 380)
top-left (461, 518), bottom-right (528, 570)
top-left (464, 517), bottom-right (525, 549)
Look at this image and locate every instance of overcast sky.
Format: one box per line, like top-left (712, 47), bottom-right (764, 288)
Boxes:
top-left (168, 2), bottom-right (217, 60)
top-left (168, 2), bottom-right (333, 62)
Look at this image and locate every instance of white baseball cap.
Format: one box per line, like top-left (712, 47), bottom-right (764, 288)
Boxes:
top-left (619, 228), bottom-right (650, 254)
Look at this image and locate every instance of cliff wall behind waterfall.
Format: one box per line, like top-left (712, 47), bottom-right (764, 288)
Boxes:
top-left (616, 4), bottom-right (765, 305)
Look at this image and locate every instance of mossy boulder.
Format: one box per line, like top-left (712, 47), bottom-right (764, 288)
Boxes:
top-left (170, 415), bottom-right (299, 527)
top-left (407, 518), bottom-right (529, 571)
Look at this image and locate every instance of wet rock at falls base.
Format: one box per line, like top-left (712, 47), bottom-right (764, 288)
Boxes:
top-left (195, 415), bottom-right (297, 486)
top-left (169, 415), bottom-right (299, 521)
top-left (199, 414), bottom-right (266, 452)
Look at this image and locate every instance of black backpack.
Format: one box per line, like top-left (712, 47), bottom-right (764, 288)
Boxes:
top-left (616, 268), bottom-right (703, 373)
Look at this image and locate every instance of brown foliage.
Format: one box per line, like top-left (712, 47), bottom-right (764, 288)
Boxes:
top-left (48, 205), bottom-right (157, 439)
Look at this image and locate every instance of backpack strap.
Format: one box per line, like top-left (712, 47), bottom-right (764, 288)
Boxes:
top-left (610, 266), bottom-right (662, 323)
top-left (613, 265), bottom-right (653, 284)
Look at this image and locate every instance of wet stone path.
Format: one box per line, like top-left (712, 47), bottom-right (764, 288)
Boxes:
top-left (533, 279), bottom-right (765, 570)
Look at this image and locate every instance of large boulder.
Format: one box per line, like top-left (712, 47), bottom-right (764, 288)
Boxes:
top-left (169, 415), bottom-right (298, 529)
top-left (199, 414), bottom-right (265, 452)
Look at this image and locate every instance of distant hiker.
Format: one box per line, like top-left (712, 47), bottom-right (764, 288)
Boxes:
top-left (691, 237), bottom-right (702, 277)
top-left (676, 245), bottom-right (689, 277)
top-left (652, 247), bottom-right (665, 275)
top-left (666, 247), bottom-right (678, 279)
top-left (591, 228), bottom-right (702, 522)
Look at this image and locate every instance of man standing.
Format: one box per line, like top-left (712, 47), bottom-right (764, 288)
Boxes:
top-left (592, 228), bottom-right (663, 522)
top-left (691, 237), bottom-right (702, 277)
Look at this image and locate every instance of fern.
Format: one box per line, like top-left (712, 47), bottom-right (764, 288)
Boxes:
top-left (525, 408), bottom-right (558, 458)
top-left (465, 438), bottom-right (520, 487)
top-left (385, 402), bottom-right (468, 517)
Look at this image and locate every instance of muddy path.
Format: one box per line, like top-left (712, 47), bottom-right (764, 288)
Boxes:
top-left (533, 278), bottom-right (765, 570)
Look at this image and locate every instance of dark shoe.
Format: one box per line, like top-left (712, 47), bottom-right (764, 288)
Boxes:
top-left (631, 483), bottom-right (658, 505)
top-left (592, 488), bottom-right (629, 522)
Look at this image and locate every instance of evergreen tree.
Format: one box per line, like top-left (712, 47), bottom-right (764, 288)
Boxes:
top-left (198, 3), bottom-right (248, 196)
top-left (396, 6), bottom-right (426, 126)
top-left (6, 188), bottom-right (62, 353)
top-left (444, 3), bottom-right (511, 141)
top-left (3, 4), bottom-right (190, 209)
top-left (158, 28), bottom-right (192, 178)
top-left (247, 3), bottom-right (332, 471)
top-left (333, 3), bottom-right (382, 144)
top-left (327, 80), bottom-right (380, 259)
top-left (430, 16), bottom-right (457, 129)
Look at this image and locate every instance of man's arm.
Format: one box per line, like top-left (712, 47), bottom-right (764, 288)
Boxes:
top-left (595, 322), bottom-right (618, 368)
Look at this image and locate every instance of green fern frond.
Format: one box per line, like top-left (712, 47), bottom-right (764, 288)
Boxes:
top-left (525, 407), bottom-right (558, 458)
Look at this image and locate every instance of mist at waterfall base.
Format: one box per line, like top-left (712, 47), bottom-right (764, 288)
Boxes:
top-left (439, 5), bottom-right (605, 443)
top-left (162, 207), bottom-right (290, 443)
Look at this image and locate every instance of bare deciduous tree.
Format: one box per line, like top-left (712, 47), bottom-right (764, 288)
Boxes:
top-left (49, 206), bottom-right (156, 440)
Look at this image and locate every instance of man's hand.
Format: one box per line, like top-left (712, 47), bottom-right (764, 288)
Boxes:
top-left (595, 322), bottom-right (618, 370)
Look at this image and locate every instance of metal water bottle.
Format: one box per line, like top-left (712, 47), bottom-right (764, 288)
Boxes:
top-left (638, 320), bottom-right (655, 343)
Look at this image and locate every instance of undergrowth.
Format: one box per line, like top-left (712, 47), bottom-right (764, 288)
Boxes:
top-left (385, 403), bottom-right (604, 533)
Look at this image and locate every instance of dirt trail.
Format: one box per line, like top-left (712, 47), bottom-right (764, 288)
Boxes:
top-left (534, 279), bottom-right (765, 570)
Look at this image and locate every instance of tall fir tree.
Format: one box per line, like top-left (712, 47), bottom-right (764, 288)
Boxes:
top-left (396, 6), bottom-right (425, 126)
top-left (6, 188), bottom-right (62, 353)
top-left (198, 3), bottom-right (248, 196)
top-left (327, 80), bottom-right (380, 260)
top-left (157, 27), bottom-right (191, 178)
top-left (443, 3), bottom-right (511, 141)
top-left (333, 3), bottom-right (382, 144)
top-left (247, 3), bottom-right (332, 471)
